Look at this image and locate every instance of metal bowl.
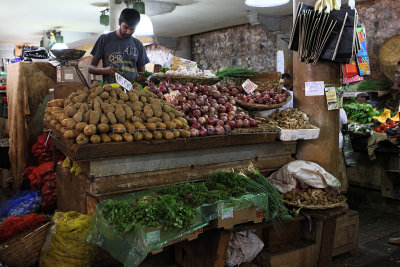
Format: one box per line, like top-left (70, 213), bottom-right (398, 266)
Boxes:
top-left (50, 49), bottom-right (86, 61)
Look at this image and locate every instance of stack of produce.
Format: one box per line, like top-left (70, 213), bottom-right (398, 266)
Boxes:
top-left (215, 67), bottom-right (259, 80)
top-left (101, 172), bottom-right (246, 235)
top-left (219, 85), bottom-right (289, 106)
top-left (0, 191), bottom-right (42, 220)
top-left (165, 66), bottom-right (216, 78)
top-left (44, 82), bottom-right (191, 144)
top-left (374, 119), bottom-right (398, 133)
top-left (282, 188), bottom-right (346, 206)
top-left (343, 101), bottom-right (380, 124)
top-left (31, 133), bottom-right (64, 165)
top-left (261, 109), bottom-right (313, 129)
top-left (148, 82), bottom-right (258, 136)
top-left (0, 213), bottom-right (47, 241)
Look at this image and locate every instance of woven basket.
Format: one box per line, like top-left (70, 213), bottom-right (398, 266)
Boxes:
top-left (379, 34), bottom-right (400, 80)
top-left (237, 72), bottom-right (282, 92)
top-left (229, 90), bottom-right (292, 111)
top-left (154, 73), bottom-right (221, 85)
top-left (0, 221), bottom-right (52, 267)
top-left (283, 199), bottom-right (347, 210)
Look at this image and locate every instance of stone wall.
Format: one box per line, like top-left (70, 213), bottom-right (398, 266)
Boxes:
top-left (192, 24), bottom-right (277, 72)
top-left (357, 0), bottom-right (400, 78)
top-left (145, 44), bottom-right (174, 66)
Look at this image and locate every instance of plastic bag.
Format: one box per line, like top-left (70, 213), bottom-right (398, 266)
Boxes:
top-left (268, 160), bottom-right (342, 193)
top-left (39, 211), bottom-right (97, 267)
top-left (226, 230), bottom-right (264, 266)
top-left (0, 190), bottom-right (42, 221)
top-left (343, 134), bottom-right (357, 166)
top-left (0, 213), bottom-right (47, 241)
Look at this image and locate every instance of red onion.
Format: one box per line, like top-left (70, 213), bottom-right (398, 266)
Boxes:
top-left (228, 120), bottom-right (236, 128)
top-left (193, 86), bottom-right (199, 92)
top-left (235, 114), bottom-right (243, 120)
top-left (196, 98), bottom-right (204, 106)
top-left (188, 92), bottom-right (196, 100)
top-left (174, 84), bottom-right (182, 90)
top-left (198, 117), bottom-right (207, 125)
top-left (192, 122), bottom-right (202, 130)
top-left (189, 117), bottom-right (197, 125)
top-left (223, 125), bottom-right (232, 133)
top-left (217, 105), bottom-right (226, 113)
top-left (191, 104), bottom-right (199, 111)
top-left (171, 99), bottom-right (179, 105)
top-left (236, 119), bottom-right (243, 128)
top-left (175, 105), bottom-right (182, 111)
top-left (183, 103), bottom-right (191, 112)
top-left (220, 116), bottom-right (228, 123)
top-left (243, 115), bottom-right (250, 120)
top-left (199, 127), bottom-right (207, 136)
top-left (250, 119), bottom-right (258, 127)
top-left (217, 98), bottom-right (226, 105)
top-left (189, 128), bottom-right (199, 137)
top-left (209, 107), bottom-right (216, 114)
top-left (203, 114), bottom-right (209, 120)
top-left (208, 118), bottom-right (217, 126)
top-left (193, 110), bottom-right (201, 118)
top-left (216, 120), bottom-right (225, 126)
top-left (186, 83), bottom-right (193, 88)
top-left (215, 125), bottom-right (225, 135)
top-left (207, 126), bottom-right (216, 135)
top-left (211, 90), bottom-right (221, 99)
top-left (228, 114), bottom-right (235, 121)
top-left (200, 106), bottom-right (209, 114)
top-left (242, 119), bottom-right (251, 128)
top-left (184, 115), bottom-right (190, 121)
top-left (227, 106), bottom-right (237, 112)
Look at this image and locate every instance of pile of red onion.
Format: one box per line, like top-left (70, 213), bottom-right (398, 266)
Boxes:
top-left (219, 85), bottom-right (289, 105)
top-left (148, 82), bottom-right (258, 136)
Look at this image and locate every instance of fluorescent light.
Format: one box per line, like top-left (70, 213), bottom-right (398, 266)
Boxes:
top-left (245, 0), bottom-right (289, 7)
top-left (134, 14), bottom-right (154, 37)
top-left (51, 43), bottom-right (68, 49)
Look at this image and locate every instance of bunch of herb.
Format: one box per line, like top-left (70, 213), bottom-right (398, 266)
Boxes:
top-left (141, 70), bottom-right (153, 79)
top-left (101, 199), bottom-right (136, 236)
top-left (216, 67), bottom-right (259, 79)
top-left (343, 101), bottom-right (380, 123)
top-left (159, 67), bottom-right (170, 73)
top-left (205, 172), bottom-right (246, 197)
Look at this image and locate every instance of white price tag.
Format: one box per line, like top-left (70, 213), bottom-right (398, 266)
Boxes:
top-left (64, 73), bottom-right (73, 80)
top-left (164, 91), bottom-right (180, 103)
top-left (115, 73), bottom-right (133, 92)
top-left (305, 81), bottom-right (325, 96)
top-left (242, 79), bottom-right (258, 94)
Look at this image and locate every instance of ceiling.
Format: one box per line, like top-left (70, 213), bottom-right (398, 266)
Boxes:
top-left (0, 0), bottom-right (294, 45)
top-left (0, 0), bottom-right (362, 46)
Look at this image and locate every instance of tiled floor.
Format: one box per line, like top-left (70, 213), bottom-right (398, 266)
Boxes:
top-left (332, 187), bottom-right (400, 267)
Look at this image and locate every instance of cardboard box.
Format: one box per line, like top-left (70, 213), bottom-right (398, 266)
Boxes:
top-left (210, 206), bottom-right (264, 229)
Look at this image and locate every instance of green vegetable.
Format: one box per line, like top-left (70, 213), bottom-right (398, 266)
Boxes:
top-left (141, 70), bottom-right (152, 79)
top-left (216, 67), bottom-right (259, 79)
top-left (159, 67), bottom-right (170, 73)
top-left (343, 101), bottom-right (380, 123)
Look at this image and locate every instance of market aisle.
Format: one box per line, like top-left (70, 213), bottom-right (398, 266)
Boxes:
top-left (333, 187), bottom-right (400, 267)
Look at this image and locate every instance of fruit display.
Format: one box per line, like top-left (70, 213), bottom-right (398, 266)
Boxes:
top-left (261, 109), bottom-right (314, 129)
top-left (218, 85), bottom-right (289, 105)
top-left (282, 188), bottom-right (346, 207)
top-left (44, 82), bottom-right (191, 144)
top-left (147, 82), bottom-right (259, 136)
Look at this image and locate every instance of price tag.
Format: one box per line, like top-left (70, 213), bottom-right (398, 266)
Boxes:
top-left (164, 90), bottom-right (180, 103)
top-left (115, 73), bottom-right (133, 92)
top-left (242, 79), bottom-right (258, 94)
top-left (221, 207), bottom-right (234, 220)
top-left (325, 87), bottom-right (338, 110)
top-left (305, 81), bottom-right (325, 96)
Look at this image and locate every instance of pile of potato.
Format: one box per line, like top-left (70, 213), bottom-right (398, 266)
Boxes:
top-left (44, 82), bottom-right (191, 144)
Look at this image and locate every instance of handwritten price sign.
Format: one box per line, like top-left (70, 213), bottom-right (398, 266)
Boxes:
top-left (164, 90), bottom-right (181, 103)
top-left (242, 79), bottom-right (258, 94)
top-left (115, 73), bottom-right (133, 92)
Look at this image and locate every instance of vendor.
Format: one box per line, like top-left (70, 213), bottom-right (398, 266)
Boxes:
top-left (338, 108), bottom-right (349, 192)
top-left (88, 8), bottom-right (150, 83)
top-left (281, 73), bottom-right (293, 108)
top-left (376, 61), bottom-right (400, 113)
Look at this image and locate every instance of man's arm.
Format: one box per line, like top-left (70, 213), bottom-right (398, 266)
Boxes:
top-left (88, 55), bottom-right (117, 77)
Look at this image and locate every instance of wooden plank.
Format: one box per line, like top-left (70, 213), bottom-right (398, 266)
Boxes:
top-left (318, 218), bottom-right (337, 267)
top-left (48, 123), bottom-right (279, 161)
top-left (213, 230), bottom-right (231, 267)
top-left (332, 210), bottom-right (359, 257)
top-left (89, 142), bottom-right (295, 177)
top-left (88, 156), bottom-right (294, 196)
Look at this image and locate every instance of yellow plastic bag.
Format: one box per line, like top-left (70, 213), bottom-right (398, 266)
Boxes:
top-left (39, 211), bottom-right (97, 267)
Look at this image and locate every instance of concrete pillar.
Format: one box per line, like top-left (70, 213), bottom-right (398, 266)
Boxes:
top-left (293, 0), bottom-right (340, 178)
top-left (109, 0), bottom-right (125, 31)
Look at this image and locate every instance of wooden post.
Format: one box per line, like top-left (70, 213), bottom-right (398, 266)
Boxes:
top-left (293, 0), bottom-right (340, 178)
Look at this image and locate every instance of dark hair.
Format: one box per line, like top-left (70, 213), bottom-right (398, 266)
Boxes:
top-left (119, 8), bottom-right (141, 26)
top-left (282, 73), bottom-right (292, 80)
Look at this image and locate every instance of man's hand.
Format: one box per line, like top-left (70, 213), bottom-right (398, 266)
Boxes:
top-left (105, 66), bottom-right (117, 77)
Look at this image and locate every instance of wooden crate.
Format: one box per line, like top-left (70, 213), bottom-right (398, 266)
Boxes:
top-left (210, 206), bottom-right (264, 229)
top-left (332, 209), bottom-right (359, 257)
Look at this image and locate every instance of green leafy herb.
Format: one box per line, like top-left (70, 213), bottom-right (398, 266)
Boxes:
top-left (216, 67), bottom-right (259, 79)
top-left (159, 67), bottom-right (170, 73)
top-left (141, 70), bottom-right (153, 79)
top-left (343, 101), bottom-right (380, 123)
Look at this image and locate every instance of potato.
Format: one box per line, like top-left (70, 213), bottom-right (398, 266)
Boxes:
top-left (123, 122), bottom-right (135, 133)
top-left (171, 109), bottom-right (183, 117)
top-left (117, 100), bottom-right (124, 105)
top-left (144, 131), bottom-right (153, 140)
top-left (64, 99), bottom-right (72, 107)
top-left (162, 112), bottom-right (171, 122)
top-left (147, 118), bottom-right (162, 125)
top-left (129, 92), bottom-right (139, 102)
top-left (101, 102), bottom-right (115, 114)
top-left (73, 102), bottom-right (82, 110)
top-left (95, 86), bottom-right (104, 96)
top-left (115, 105), bottom-right (126, 123)
top-left (73, 111), bottom-right (83, 123)
top-left (131, 116), bottom-right (144, 123)
top-left (163, 131), bottom-right (175, 140)
top-left (179, 129), bottom-right (191, 138)
top-left (68, 92), bottom-right (78, 100)
top-left (162, 105), bottom-right (172, 113)
top-left (140, 96), bottom-right (147, 103)
top-left (64, 130), bottom-right (78, 139)
top-left (109, 98), bottom-right (118, 104)
top-left (100, 91), bottom-right (109, 100)
top-left (97, 123), bottom-right (110, 134)
top-left (110, 123), bottom-right (126, 133)
top-left (133, 122), bottom-right (146, 130)
top-left (100, 133), bottom-right (112, 143)
top-left (153, 131), bottom-right (163, 140)
top-left (107, 112), bottom-right (117, 124)
top-left (83, 110), bottom-right (92, 123)
top-left (66, 119), bottom-right (77, 130)
top-left (76, 133), bottom-right (89, 145)
top-left (100, 114), bottom-right (109, 124)
top-left (103, 84), bottom-right (112, 91)
top-left (50, 119), bottom-right (59, 128)
top-left (178, 117), bottom-right (188, 125)
top-left (90, 134), bottom-right (101, 144)
top-left (115, 87), bottom-right (123, 95)
top-left (91, 81), bottom-right (100, 89)
top-left (134, 132), bottom-right (143, 141)
top-left (108, 133), bottom-right (123, 142)
top-left (83, 124), bottom-right (97, 136)
top-left (55, 124), bottom-right (62, 131)
top-left (166, 121), bottom-right (176, 130)
top-left (173, 129), bottom-right (180, 138)
top-left (133, 100), bottom-right (144, 108)
top-left (94, 101), bottom-right (102, 114)
top-left (172, 119), bottom-right (183, 129)
top-left (119, 92), bottom-right (129, 101)
top-left (65, 106), bottom-right (78, 117)
top-left (110, 89), bottom-right (117, 99)
top-left (122, 132), bottom-right (133, 142)
top-left (145, 123), bottom-right (157, 131)
top-left (143, 104), bottom-right (153, 118)
top-left (80, 103), bottom-right (89, 112)
top-left (183, 124), bottom-right (190, 130)
top-left (132, 105), bottom-right (143, 112)
top-left (72, 93), bottom-right (88, 103)
top-left (155, 122), bottom-right (166, 130)
top-left (89, 111), bottom-right (101, 125)
top-left (152, 104), bottom-right (163, 118)
top-left (123, 106), bottom-right (133, 121)
top-left (168, 112), bottom-right (176, 120)
top-left (76, 122), bottom-right (88, 132)
top-left (61, 118), bottom-right (73, 127)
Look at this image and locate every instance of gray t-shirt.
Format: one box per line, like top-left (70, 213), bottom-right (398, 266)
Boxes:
top-left (90, 31), bottom-right (150, 83)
